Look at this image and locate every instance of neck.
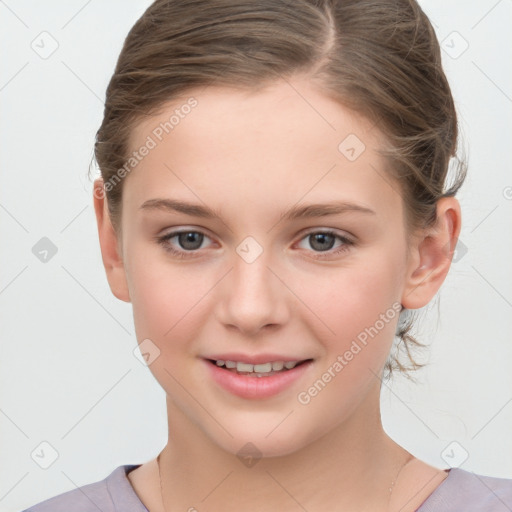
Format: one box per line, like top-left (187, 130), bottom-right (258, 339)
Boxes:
top-left (158, 382), bottom-right (411, 512)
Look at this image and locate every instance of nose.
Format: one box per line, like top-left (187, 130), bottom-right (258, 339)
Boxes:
top-left (215, 249), bottom-right (290, 337)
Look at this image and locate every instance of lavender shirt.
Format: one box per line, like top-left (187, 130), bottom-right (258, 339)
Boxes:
top-left (22, 464), bottom-right (512, 511)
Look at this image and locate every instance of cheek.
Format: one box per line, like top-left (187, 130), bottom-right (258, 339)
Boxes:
top-left (127, 259), bottom-right (216, 406)
top-left (292, 249), bottom-right (406, 416)
top-left (304, 254), bottom-right (403, 344)
top-left (293, 263), bottom-right (402, 429)
top-left (126, 248), bottom-right (211, 355)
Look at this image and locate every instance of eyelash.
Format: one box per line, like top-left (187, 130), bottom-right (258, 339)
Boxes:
top-left (156, 229), bottom-right (354, 260)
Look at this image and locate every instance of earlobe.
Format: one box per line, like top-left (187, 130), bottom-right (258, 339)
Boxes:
top-left (93, 178), bottom-right (131, 303)
top-left (401, 197), bottom-right (461, 310)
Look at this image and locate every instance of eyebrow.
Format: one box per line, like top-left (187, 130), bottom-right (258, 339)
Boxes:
top-left (139, 198), bottom-right (376, 221)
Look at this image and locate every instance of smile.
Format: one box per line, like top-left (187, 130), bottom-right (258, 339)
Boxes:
top-left (204, 358), bottom-right (314, 399)
top-left (210, 359), bottom-right (306, 377)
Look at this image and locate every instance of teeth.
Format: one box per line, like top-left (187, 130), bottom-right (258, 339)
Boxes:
top-left (214, 359), bottom-right (302, 373)
top-left (254, 363), bottom-right (272, 373)
top-left (236, 362), bottom-right (254, 372)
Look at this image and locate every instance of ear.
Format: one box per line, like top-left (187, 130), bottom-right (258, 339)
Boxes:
top-left (93, 178), bottom-right (131, 303)
top-left (401, 197), bottom-right (462, 309)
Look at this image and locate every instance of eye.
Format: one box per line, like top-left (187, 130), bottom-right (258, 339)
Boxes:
top-left (296, 230), bottom-right (354, 259)
top-left (156, 229), bottom-right (213, 258)
top-left (156, 228), bottom-right (354, 260)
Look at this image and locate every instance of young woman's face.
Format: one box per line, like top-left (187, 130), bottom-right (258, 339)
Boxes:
top-left (119, 77), bottom-right (414, 456)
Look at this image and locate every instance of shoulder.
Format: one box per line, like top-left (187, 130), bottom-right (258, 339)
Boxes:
top-left (418, 468), bottom-right (512, 512)
top-left (20, 465), bottom-right (146, 512)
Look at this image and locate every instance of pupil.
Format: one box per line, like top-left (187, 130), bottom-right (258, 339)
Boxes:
top-left (311, 233), bottom-right (334, 251)
top-left (180, 232), bottom-right (203, 250)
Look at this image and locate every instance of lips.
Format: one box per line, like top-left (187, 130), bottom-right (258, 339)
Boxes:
top-left (202, 355), bottom-right (314, 399)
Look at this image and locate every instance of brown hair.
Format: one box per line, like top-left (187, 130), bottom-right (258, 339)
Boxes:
top-left (92, 0), bottom-right (467, 379)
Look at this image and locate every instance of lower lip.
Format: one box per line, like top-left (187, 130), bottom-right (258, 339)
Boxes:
top-left (204, 359), bottom-right (313, 400)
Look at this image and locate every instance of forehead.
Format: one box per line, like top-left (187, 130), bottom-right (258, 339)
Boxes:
top-left (124, 78), bottom-right (401, 223)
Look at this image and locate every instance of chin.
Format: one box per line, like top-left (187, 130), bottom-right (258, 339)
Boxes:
top-left (206, 415), bottom-right (327, 461)
top-left (217, 434), bottom-right (307, 460)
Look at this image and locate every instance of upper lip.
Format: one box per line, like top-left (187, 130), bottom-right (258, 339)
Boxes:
top-left (203, 353), bottom-right (312, 365)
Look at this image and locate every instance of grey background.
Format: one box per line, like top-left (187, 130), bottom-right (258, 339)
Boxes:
top-left (1, 0), bottom-right (511, 510)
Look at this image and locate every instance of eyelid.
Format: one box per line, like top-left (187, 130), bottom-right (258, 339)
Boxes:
top-left (158, 227), bottom-right (353, 244)
top-left (299, 226), bottom-right (354, 242)
top-left (157, 227), bottom-right (216, 247)
top-left (157, 225), bottom-right (216, 242)
top-left (156, 226), bottom-right (355, 259)
top-left (293, 228), bottom-right (354, 259)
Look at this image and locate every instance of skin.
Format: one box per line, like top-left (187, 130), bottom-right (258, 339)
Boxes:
top-left (93, 76), bottom-right (461, 512)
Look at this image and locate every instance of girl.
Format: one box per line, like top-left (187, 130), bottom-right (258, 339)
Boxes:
top-left (23, 0), bottom-right (512, 511)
